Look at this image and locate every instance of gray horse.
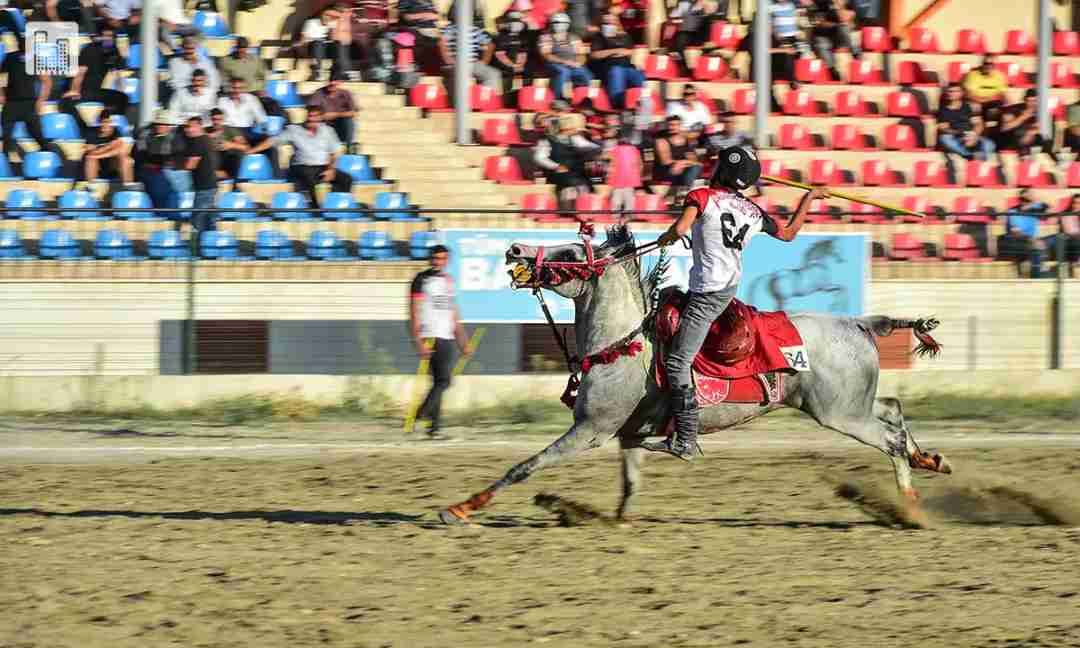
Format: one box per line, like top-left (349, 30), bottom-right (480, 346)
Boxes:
top-left (439, 224), bottom-right (951, 525)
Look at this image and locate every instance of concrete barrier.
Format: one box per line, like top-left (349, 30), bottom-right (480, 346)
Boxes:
top-left (1, 371), bottom-right (1078, 414)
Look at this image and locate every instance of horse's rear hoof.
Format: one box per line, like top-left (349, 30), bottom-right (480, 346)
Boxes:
top-left (439, 506), bottom-right (470, 526)
top-left (936, 453), bottom-right (953, 474)
top-left (910, 450), bottom-right (952, 474)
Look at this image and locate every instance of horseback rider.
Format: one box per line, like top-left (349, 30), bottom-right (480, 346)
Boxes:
top-left (644, 146), bottom-right (825, 460)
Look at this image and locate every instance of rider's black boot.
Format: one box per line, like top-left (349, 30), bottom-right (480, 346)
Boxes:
top-left (642, 384), bottom-right (703, 461)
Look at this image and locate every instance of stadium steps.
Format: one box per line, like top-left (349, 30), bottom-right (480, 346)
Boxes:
top-left (0, 259), bottom-right (425, 281)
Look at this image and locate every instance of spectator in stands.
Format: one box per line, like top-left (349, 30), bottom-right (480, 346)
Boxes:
top-left (533, 116), bottom-right (601, 211)
top-left (157, 0), bottom-right (198, 44)
top-left (169, 69), bottom-right (216, 125)
top-left (666, 84), bottom-right (713, 137)
top-left (397, 0), bottom-right (443, 70)
top-left (606, 134), bottom-right (643, 215)
top-left (491, 11), bottom-right (529, 96)
top-left (302, 6), bottom-right (350, 81)
top-left (0, 39), bottom-right (61, 175)
top-left (217, 76), bottom-right (278, 171)
top-left (180, 116), bottom-right (220, 233)
top-left (46, 0), bottom-right (94, 33)
top-left (168, 36), bottom-right (221, 104)
top-left (206, 108), bottom-right (249, 179)
top-left (654, 115), bottom-right (702, 200)
top-left (1001, 88), bottom-right (1062, 168)
top-left (307, 72), bottom-right (359, 154)
top-left (667, 0), bottom-right (711, 67)
top-left (702, 111), bottom-right (751, 155)
top-left (352, 0), bottom-right (391, 69)
top-left (61, 27), bottom-right (131, 138)
top-left (807, 0), bottom-right (861, 81)
top-left (438, 10), bottom-right (502, 105)
top-left (1066, 99), bottom-right (1080, 153)
top-left (998, 189), bottom-right (1048, 278)
top-left (83, 114), bottom-right (135, 186)
top-left (589, 12), bottom-right (644, 109)
top-left (94, 0), bottom-right (139, 32)
top-left (615, 0), bottom-right (647, 44)
top-left (220, 37), bottom-right (267, 99)
top-left (936, 83), bottom-right (995, 162)
top-left (539, 13), bottom-right (592, 101)
top-left (135, 109), bottom-right (182, 215)
top-left (1045, 194), bottom-right (1080, 273)
top-left (277, 104), bottom-right (352, 207)
top-left (771, 0), bottom-right (811, 61)
top-left (963, 55), bottom-right (1007, 118)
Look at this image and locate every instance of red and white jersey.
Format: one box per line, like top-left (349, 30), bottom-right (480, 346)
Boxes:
top-left (684, 187), bottom-right (777, 293)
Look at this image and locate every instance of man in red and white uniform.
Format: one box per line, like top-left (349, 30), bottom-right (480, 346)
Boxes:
top-left (643, 146), bottom-right (825, 460)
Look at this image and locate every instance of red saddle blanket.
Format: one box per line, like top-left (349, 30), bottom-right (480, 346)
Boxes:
top-left (655, 294), bottom-right (807, 405)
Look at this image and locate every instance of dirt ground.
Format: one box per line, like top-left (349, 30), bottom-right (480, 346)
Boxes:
top-left (1, 415), bottom-right (1080, 648)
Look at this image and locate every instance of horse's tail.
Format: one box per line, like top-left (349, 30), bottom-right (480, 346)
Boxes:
top-left (857, 316), bottom-right (942, 359)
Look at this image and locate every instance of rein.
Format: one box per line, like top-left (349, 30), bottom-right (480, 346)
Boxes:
top-left (524, 220), bottom-right (666, 289)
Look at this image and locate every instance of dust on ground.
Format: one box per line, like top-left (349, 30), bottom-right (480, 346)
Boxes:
top-left (1, 414), bottom-right (1079, 648)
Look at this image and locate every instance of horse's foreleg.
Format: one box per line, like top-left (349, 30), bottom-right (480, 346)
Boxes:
top-left (617, 438), bottom-right (646, 521)
top-left (874, 397), bottom-right (953, 476)
top-left (439, 422), bottom-right (604, 525)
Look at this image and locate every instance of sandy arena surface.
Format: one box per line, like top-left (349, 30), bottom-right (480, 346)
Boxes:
top-left (1, 415), bottom-right (1079, 648)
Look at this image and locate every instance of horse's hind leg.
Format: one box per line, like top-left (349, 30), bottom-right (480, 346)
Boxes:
top-left (617, 439), bottom-right (647, 521)
top-left (874, 398), bottom-right (953, 476)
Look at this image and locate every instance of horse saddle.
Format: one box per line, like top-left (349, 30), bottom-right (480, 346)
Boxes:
top-left (655, 290), bottom-right (757, 366)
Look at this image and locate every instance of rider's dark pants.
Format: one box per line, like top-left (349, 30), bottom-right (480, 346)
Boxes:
top-left (665, 288), bottom-right (736, 390)
top-left (418, 337), bottom-right (455, 432)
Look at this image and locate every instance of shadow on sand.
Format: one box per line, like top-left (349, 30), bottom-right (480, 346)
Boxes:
top-left (0, 507), bottom-right (423, 526)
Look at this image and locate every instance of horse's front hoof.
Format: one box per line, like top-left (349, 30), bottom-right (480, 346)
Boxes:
top-left (936, 453), bottom-right (953, 474)
top-left (438, 506), bottom-right (471, 526)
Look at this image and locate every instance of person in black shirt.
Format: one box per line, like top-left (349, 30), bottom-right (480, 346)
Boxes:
top-left (936, 83), bottom-right (995, 162)
top-left (61, 28), bottom-right (131, 138)
top-left (0, 39), bottom-right (61, 174)
top-left (84, 114), bottom-right (135, 185)
top-left (491, 12), bottom-right (528, 96)
top-left (180, 117), bottom-right (220, 233)
top-left (1000, 88), bottom-right (1061, 167)
top-left (588, 12), bottom-right (644, 109)
top-left (808, 0), bottom-right (861, 80)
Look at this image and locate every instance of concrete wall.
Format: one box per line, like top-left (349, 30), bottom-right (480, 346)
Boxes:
top-left (1, 370), bottom-right (1078, 414)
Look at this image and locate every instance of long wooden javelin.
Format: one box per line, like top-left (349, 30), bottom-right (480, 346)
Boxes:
top-left (761, 174), bottom-right (926, 218)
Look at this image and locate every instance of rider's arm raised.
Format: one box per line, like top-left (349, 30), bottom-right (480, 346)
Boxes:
top-left (768, 187), bottom-right (827, 242)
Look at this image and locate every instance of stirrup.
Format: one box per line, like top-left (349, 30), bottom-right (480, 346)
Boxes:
top-left (641, 437), bottom-right (704, 461)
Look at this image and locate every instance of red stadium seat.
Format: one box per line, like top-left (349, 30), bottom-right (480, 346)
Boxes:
top-left (830, 123), bottom-right (865, 151)
top-left (409, 83), bottom-right (449, 110)
top-left (571, 86), bottom-right (613, 112)
top-left (1004, 29), bottom-right (1036, 55)
top-left (965, 160), bottom-right (1003, 187)
top-left (952, 197), bottom-right (993, 223)
top-left (732, 87), bottom-right (756, 114)
top-left (955, 28), bottom-right (988, 54)
top-left (901, 196), bottom-right (932, 222)
top-left (632, 193), bottom-right (669, 222)
top-left (480, 118), bottom-right (525, 146)
top-left (575, 193), bottom-right (611, 217)
top-left (759, 158), bottom-right (792, 181)
top-left (861, 159), bottom-right (902, 187)
top-left (483, 155), bottom-right (532, 185)
top-left (692, 56), bottom-right (731, 81)
top-left (1054, 31), bottom-right (1080, 56)
top-left (883, 123), bottom-right (919, 151)
top-left (885, 91), bottom-right (920, 117)
top-left (521, 192), bottom-right (559, 221)
top-left (860, 26), bottom-right (890, 52)
top-left (906, 27), bottom-right (940, 53)
top-left (623, 87), bottom-right (663, 115)
top-left (795, 58), bottom-right (832, 83)
top-left (644, 53), bottom-right (686, 81)
top-left (518, 85), bottom-right (554, 112)
top-left (994, 61), bottom-right (1030, 87)
top-left (1051, 62), bottom-right (1077, 88)
top-left (834, 90), bottom-right (870, 116)
top-left (1047, 94), bottom-right (1066, 120)
top-left (848, 59), bottom-right (886, 85)
top-left (470, 85), bottom-right (510, 111)
top-left (913, 160), bottom-right (950, 187)
top-left (897, 61), bottom-right (934, 86)
top-left (806, 198), bottom-right (840, 223)
top-left (1015, 160), bottom-right (1055, 188)
top-left (943, 233), bottom-right (989, 261)
top-left (890, 233), bottom-right (933, 260)
top-left (848, 202), bottom-right (884, 224)
top-left (809, 159), bottom-right (845, 185)
top-left (777, 123), bottom-right (822, 150)
top-left (947, 61), bottom-right (973, 84)
top-left (782, 88), bottom-right (823, 116)
top-left (709, 22), bottom-right (741, 49)
top-left (1067, 162), bottom-right (1080, 188)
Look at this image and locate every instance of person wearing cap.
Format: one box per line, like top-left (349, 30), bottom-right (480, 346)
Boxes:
top-left (589, 12), bottom-right (644, 109)
top-left (533, 116), bottom-right (601, 211)
top-left (306, 72), bottom-right (359, 154)
top-left (539, 13), bottom-right (592, 101)
top-left (643, 147), bottom-right (824, 461)
top-left (136, 109), bottom-right (182, 218)
top-left (492, 11), bottom-right (529, 96)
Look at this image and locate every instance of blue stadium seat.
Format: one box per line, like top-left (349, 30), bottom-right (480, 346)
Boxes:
top-left (111, 191), bottom-right (159, 221)
top-left (116, 77), bottom-right (140, 104)
top-left (409, 230), bottom-right (440, 260)
top-left (374, 191), bottom-right (423, 222)
top-left (148, 229), bottom-right (191, 259)
top-left (39, 229), bottom-right (84, 259)
top-left (200, 230), bottom-right (250, 259)
top-left (59, 190), bottom-right (103, 220)
top-left (193, 11), bottom-right (231, 37)
top-left (94, 229), bottom-right (143, 260)
top-left (321, 192), bottom-right (368, 221)
top-left (358, 231), bottom-right (406, 261)
top-left (0, 8), bottom-right (26, 34)
top-left (107, 114), bottom-right (132, 137)
top-left (236, 154), bottom-right (273, 182)
top-left (126, 43), bottom-right (163, 69)
top-left (216, 191), bottom-right (261, 221)
top-left (0, 229), bottom-right (32, 259)
top-left (0, 121), bottom-right (30, 140)
top-left (23, 151), bottom-right (65, 180)
top-left (5, 189), bottom-right (46, 219)
top-left (335, 155), bottom-right (381, 184)
top-left (265, 80), bottom-right (302, 108)
top-left (0, 155), bottom-right (17, 179)
top-left (0, 43), bottom-right (5, 68)
top-left (41, 113), bottom-right (81, 141)
top-left (255, 229), bottom-right (301, 260)
top-left (270, 191), bottom-right (312, 221)
top-left (307, 230), bottom-right (352, 259)
top-left (252, 115), bottom-right (286, 137)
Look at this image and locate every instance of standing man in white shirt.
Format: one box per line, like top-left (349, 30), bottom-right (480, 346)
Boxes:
top-left (409, 244), bottom-right (472, 439)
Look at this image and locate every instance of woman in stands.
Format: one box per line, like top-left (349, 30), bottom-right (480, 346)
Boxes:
top-left (644, 147), bottom-right (823, 460)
